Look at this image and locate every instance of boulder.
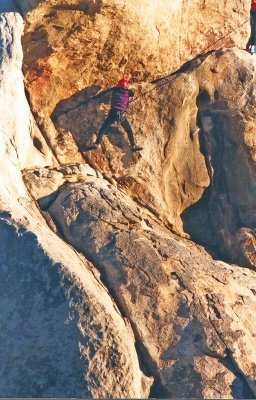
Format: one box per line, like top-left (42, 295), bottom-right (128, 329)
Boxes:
top-left (0, 207), bottom-right (152, 398)
top-left (47, 176), bottom-right (256, 398)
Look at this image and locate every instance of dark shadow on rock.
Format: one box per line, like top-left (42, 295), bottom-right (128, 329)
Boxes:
top-left (0, 218), bottom-right (91, 397)
top-left (181, 91), bottom-right (220, 258)
top-left (51, 85), bottom-right (137, 165)
top-left (181, 91), bottom-right (251, 266)
top-left (181, 187), bottom-right (221, 259)
top-left (0, 210), bottom-right (12, 219)
top-left (51, 84), bottom-right (104, 150)
top-left (38, 188), bottom-right (61, 211)
top-left (0, 0), bottom-right (21, 13)
top-left (102, 125), bottom-right (141, 167)
top-left (160, 319), bottom-right (204, 398)
top-left (52, 0), bottom-right (102, 16)
top-left (51, 85), bottom-right (102, 122)
top-left (81, 125), bottom-right (133, 154)
top-left (221, 355), bottom-right (254, 399)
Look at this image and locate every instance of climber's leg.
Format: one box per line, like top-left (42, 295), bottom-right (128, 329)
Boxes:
top-left (250, 11), bottom-right (256, 50)
top-left (120, 117), bottom-right (136, 147)
top-left (248, 11), bottom-right (256, 53)
top-left (121, 117), bottom-right (143, 152)
top-left (94, 111), bottom-right (116, 145)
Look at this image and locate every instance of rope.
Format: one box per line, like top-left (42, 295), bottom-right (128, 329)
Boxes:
top-left (53, 16), bottom-right (250, 119)
top-left (129, 16), bottom-right (250, 104)
top-left (198, 17), bottom-right (250, 54)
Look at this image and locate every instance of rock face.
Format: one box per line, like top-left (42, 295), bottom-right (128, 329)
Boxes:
top-left (0, 0), bottom-right (56, 197)
top-left (46, 176), bottom-right (256, 398)
top-left (0, 209), bottom-right (152, 398)
top-left (42, 47), bottom-right (256, 269)
top-left (0, 1), bottom-right (151, 397)
top-left (19, 0), bottom-right (250, 114)
top-left (181, 49), bottom-right (256, 267)
top-left (1, 0), bottom-right (256, 397)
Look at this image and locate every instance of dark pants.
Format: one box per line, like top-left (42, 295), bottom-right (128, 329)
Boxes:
top-left (247, 11), bottom-right (256, 48)
top-left (95, 109), bottom-right (135, 147)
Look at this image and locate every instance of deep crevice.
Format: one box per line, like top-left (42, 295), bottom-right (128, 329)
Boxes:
top-left (181, 91), bottom-right (244, 265)
top-left (33, 137), bottom-right (43, 152)
top-left (182, 91), bottom-right (221, 260)
top-left (221, 350), bottom-right (255, 399)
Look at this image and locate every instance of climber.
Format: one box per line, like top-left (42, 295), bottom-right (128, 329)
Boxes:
top-left (87, 79), bottom-right (143, 152)
top-left (247, 0), bottom-right (256, 54)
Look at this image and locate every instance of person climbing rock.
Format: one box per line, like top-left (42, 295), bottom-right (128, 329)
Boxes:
top-left (87, 79), bottom-right (143, 152)
top-left (247, 0), bottom-right (256, 54)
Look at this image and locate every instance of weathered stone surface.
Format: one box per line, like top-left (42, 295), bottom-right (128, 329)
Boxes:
top-left (0, 205), bottom-right (152, 398)
top-left (2, 0), bottom-right (256, 397)
top-left (35, 113), bottom-right (85, 165)
top-left (51, 48), bottom-right (256, 271)
top-left (16, 0), bottom-right (256, 268)
top-left (234, 228), bottom-right (256, 267)
top-left (17, 0), bottom-right (250, 114)
top-left (48, 177), bottom-right (256, 397)
top-left (193, 356), bottom-right (238, 399)
top-left (0, 2), bottom-right (57, 176)
top-left (23, 162), bottom-right (98, 208)
top-left (182, 49), bottom-right (256, 267)
top-left (0, 2), bottom-right (152, 397)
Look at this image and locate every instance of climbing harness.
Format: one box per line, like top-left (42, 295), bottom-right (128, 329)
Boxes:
top-left (116, 110), bottom-right (125, 125)
top-left (52, 16), bottom-right (250, 120)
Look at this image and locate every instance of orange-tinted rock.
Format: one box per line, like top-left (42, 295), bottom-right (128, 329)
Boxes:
top-left (2, 0), bottom-right (256, 397)
top-left (19, 0), bottom-right (250, 114)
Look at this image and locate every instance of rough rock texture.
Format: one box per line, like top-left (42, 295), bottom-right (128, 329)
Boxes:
top-left (47, 176), bottom-right (256, 398)
top-left (1, 0), bottom-right (256, 397)
top-left (0, 1), bottom-right (152, 397)
top-left (0, 208), bottom-right (152, 398)
top-left (0, 0), bottom-right (57, 198)
top-left (181, 49), bottom-right (256, 267)
top-left (22, 163), bottom-right (99, 209)
top-left (17, 0), bottom-right (256, 268)
top-left (18, 0), bottom-right (250, 114)
top-left (51, 48), bottom-right (256, 268)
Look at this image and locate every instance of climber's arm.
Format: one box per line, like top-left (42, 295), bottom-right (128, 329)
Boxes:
top-left (51, 87), bottom-right (114, 120)
top-left (93, 87), bottom-right (114, 100)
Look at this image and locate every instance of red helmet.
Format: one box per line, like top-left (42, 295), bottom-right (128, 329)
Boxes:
top-left (117, 78), bottom-right (129, 88)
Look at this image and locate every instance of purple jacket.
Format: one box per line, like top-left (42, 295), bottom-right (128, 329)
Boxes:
top-left (111, 87), bottom-right (134, 112)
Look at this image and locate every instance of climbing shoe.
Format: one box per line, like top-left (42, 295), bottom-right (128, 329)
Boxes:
top-left (132, 145), bottom-right (143, 152)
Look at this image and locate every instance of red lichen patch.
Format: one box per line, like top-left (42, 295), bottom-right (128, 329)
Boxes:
top-left (26, 62), bottom-right (47, 84)
top-left (84, 150), bottom-right (112, 175)
top-left (25, 59), bottom-right (53, 112)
